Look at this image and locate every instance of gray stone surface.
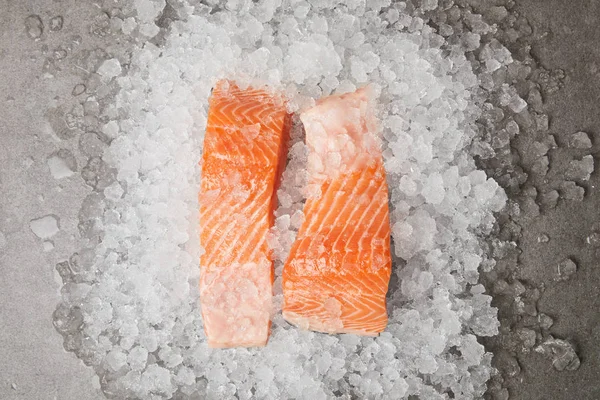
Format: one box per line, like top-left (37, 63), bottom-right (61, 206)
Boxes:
top-left (0, 1), bottom-right (103, 399)
top-left (0, 0), bottom-right (599, 399)
top-left (496, 1), bottom-right (600, 398)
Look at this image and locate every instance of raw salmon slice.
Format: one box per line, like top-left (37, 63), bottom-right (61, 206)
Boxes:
top-left (282, 87), bottom-right (392, 336)
top-left (199, 80), bottom-right (291, 348)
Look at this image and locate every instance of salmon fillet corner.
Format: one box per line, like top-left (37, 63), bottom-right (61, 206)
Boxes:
top-left (199, 80), bottom-right (291, 348)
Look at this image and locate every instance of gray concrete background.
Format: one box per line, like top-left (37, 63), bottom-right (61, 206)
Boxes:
top-left (1, 0), bottom-right (599, 399)
top-left (1, 1), bottom-right (104, 399)
top-left (495, 1), bottom-right (600, 398)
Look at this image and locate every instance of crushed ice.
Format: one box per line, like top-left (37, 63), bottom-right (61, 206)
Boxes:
top-left (47, 150), bottom-right (77, 179)
top-left (30, 215), bottom-right (60, 239)
top-left (51, 0), bottom-right (515, 398)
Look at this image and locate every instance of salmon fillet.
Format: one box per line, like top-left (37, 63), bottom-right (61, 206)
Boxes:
top-left (282, 87), bottom-right (392, 336)
top-left (199, 80), bottom-right (291, 348)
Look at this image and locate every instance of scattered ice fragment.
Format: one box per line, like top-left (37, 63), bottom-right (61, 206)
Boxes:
top-left (517, 328), bottom-right (536, 349)
top-left (535, 337), bottom-right (580, 371)
top-left (523, 186), bottom-right (537, 199)
top-left (399, 176), bottom-right (418, 196)
top-left (556, 258), bottom-right (577, 281)
top-left (71, 34), bottom-right (82, 46)
top-left (140, 365), bottom-right (176, 397)
top-left (104, 182), bottom-right (124, 201)
top-left (139, 23), bottom-right (160, 37)
top-left (569, 131), bottom-right (592, 149)
top-left (90, 12), bottom-right (111, 37)
top-left (105, 349), bottom-right (127, 371)
top-left (462, 32), bottom-right (481, 51)
top-left (538, 313), bottom-right (554, 330)
top-left (134, 0), bottom-right (165, 22)
top-left (43, 241), bottom-right (55, 252)
top-left (83, 99), bottom-right (100, 116)
top-left (531, 141), bottom-right (550, 158)
top-left (565, 155), bottom-right (594, 181)
top-left (85, 74), bottom-right (102, 93)
top-left (486, 59), bottom-right (501, 73)
top-left (495, 351), bottom-right (521, 378)
top-left (275, 214), bottom-right (291, 231)
top-left (55, 260), bottom-right (74, 283)
top-left (128, 346), bottom-right (148, 371)
top-left (560, 181), bottom-right (584, 201)
top-left (500, 84), bottom-right (527, 113)
top-left (506, 120), bottom-right (520, 136)
top-left (531, 156), bottom-right (549, 176)
top-left (486, 6), bottom-right (508, 23)
top-left (421, 0), bottom-right (438, 11)
top-left (30, 215), bottom-right (60, 239)
top-left (53, 47), bottom-right (68, 61)
top-left (122, 17), bottom-right (137, 34)
top-left (25, 15), bottom-right (44, 39)
top-left (255, 364), bottom-right (275, 383)
top-left (290, 210), bottom-right (305, 229)
top-left (535, 113), bottom-right (549, 131)
top-left (47, 150), bottom-right (77, 179)
top-left (421, 173), bottom-right (445, 204)
top-left (102, 121), bottom-right (120, 139)
top-left (537, 234), bottom-right (549, 243)
top-left (294, 3), bottom-right (310, 19)
top-left (539, 190), bottom-right (559, 209)
top-left (585, 232), bottom-right (600, 246)
top-left (79, 131), bottom-right (105, 157)
top-left (438, 23), bottom-right (453, 37)
top-left (493, 279), bottom-right (510, 295)
top-left (50, 16), bottom-right (64, 32)
top-left (175, 367), bottom-right (196, 386)
top-left (97, 58), bottom-right (122, 80)
top-left (528, 88), bottom-right (544, 111)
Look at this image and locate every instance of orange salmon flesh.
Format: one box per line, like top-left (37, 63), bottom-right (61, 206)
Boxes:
top-left (199, 80), bottom-right (291, 348)
top-left (282, 88), bottom-right (392, 336)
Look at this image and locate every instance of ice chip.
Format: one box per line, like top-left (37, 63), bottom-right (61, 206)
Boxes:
top-left (290, 210), bottom-right (305, 229)
top-left (47, 150), bottom-right (76, 179)
top-left (105, 349), bottom-right (127, 371)
top-left (134, 0), bottom-right (165, 22)
top-left (560, 181), bottom-right (585, 201)
top-left (25, 15), bottom-right (44, 39)
top-left (421, 0), bottom-right (438, 11)
top-left (97, 58), bottom-right (123, 79)
top-left (569, 131), bottom-right (592, 149)
top-left (535, 337), bottom-right (580, 371)
top-left (350, 57), bottom-right (368, 83)
top-left (275, 214), bottom-right (291, 231)
top-left (509, 96), bottom-right (528, 113)
top-left (120, 19), bottom-right (136, 36)
top-left (421, 173), bottom-right (445, 204)
top-left (556, 258), bottom-right (577, 281)
top-left (30, 215), bottom-right (60, 239)
top-left (102, 121), bottom-right (120, 139)
top-left (565, 155), bottom-right (594, 181)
